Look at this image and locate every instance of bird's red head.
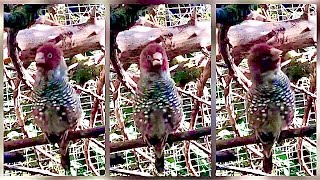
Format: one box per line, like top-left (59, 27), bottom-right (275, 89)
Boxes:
top-left (35, 43), bottom-right (63, 71)
top-left (248, 43), bottom-right (282, 73)
top-left (139, 43), bottom-right (169, 73)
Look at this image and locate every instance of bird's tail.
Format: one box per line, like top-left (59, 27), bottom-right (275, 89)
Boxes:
top-left (155, 154), bottom-right (165, 173)
top-left (262, 142), bottom-right (273, 174)
top-left (154, 142), bottom-right (165, 173)
top-left (44, 133), bottom-right (71, 172)
top-left (257, 131), bottom-right (278, 174)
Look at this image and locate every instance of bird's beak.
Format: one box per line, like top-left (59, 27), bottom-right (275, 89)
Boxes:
top-left (152, 52), bottom-right (163, 66)
top-left (35, 52), bottom-right (45, 64)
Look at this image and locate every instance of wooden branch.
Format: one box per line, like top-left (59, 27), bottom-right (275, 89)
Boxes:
top-left (225, 15), bottom-right (316, 64)
top-left (116, 20), bottom-right (211, 64)
top-left (216, 126), bottom-right (315, 151)
top-left (4, 164), bottom-right (60, 176)
top-left (110, 127), bottom-right (211, 153)
top-left (5, 126), bottom-right (210, 153)
top-left (4, 126), bottom-right (105, 152)
top-left (4, 19), bottom-right (105, 62)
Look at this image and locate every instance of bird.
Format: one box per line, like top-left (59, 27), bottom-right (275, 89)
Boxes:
top-left (133, 43), bottom-right (184, 173)
top-left (246, 43), bottom-right (295, 174)
top-left (31, 43), bottom-right (83, 172)
top-left (216, 4), bottom-right (254, 26)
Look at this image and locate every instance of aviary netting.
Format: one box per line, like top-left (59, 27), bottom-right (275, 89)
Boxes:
top-left (4, 4), bottom-right (106, 176)
top-left (216, 4), bottom-right (316, 176)
top-left (109, 4), bottom-right (212, 176)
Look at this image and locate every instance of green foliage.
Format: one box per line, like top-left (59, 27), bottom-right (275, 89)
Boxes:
top-left (283, 60), bottom-right (312, 83)
top-left (173, 69), bottom-right (202, 87)
top-left (170, 55), bottom-right (203, 87)
top-left (68, 54), bottom-right (103, 86)
top-left (282, 49), bottom-right (314, 83)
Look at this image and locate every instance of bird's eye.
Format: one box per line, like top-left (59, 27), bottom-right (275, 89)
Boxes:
top-left (47, 53), bottom-right (53, 58)
top-left (146, 55), bottom-right (152, 60)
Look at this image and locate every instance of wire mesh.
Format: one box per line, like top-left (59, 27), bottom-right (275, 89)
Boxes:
top-left (41, 4), bottom-right (105, 25)
top-left (4, 4), bottom-right (105, 176)
top-left (263, 4), bottom-right (316, 21)
top-left (216, 4), bottom-right (316, 176)
top-left (109, 4), bottom-right (211, 176)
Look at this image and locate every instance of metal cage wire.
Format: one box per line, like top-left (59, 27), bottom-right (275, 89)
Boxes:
top-left (216, 4), bottom-right (316, 176)
top-left (109, 4), bottom-right (211, 176)
top-left (4, 4), bottom-right (106, 176)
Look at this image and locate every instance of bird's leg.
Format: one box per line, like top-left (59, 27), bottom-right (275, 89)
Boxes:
top-left (43, 133), bottom-right (53, 144)
top-left (56, 130), bottom-right (70, 154)
top-left (62, 129), bottom-right (69, 143)
top-left (143, 135), bottom-right (152, 147)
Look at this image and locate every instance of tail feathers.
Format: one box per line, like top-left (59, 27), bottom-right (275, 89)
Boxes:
top-left (262, 143), bottom-right (273, 174)
top-left (153, 140), bottom-right (165, 173)
top-left (146, 136), bottom-right (167, 173)
top-left (155, 155), bottom-right (164, 173)
top-left (45, 131), bottom-right (72, 172)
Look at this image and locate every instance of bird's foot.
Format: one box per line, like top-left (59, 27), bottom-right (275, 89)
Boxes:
top-left (43, 133), bottom-right (53, 144)
top-left (63, 130), bottom-right (69, 141)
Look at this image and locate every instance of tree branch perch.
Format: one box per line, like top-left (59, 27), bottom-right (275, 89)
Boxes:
top-left (110, 127), bottom-right (211, 153)
top-left (4, 126), bottom-right (105, 152)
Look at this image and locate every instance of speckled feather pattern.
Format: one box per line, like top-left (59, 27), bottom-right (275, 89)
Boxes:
top-left (133, 74), bottom-right (183, 145)
top-left (247, 69), bottom-right (295, 143)
top-left (32, 77), bottom-right (82, 143)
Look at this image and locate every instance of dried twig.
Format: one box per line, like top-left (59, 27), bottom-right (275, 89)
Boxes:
top-left (84, 65), bottom-right (105, 174)
top-left (177, 87), bottom-right (211, 106)
top-left (297, 69), bottom-right (316, 176)
top-left (89, 66), bottom-right (106, 126)
top-left (185, 41), bottom-right (211, 176)
top-left (113, 80), bottom-right (144, 168)
top-left (7, 29), bottom-right (33, 90)
top-left (84, 140), bottom-right (99, 176)
top-left (73, 84), bottom-right (104, 101)
top-left (110, 49), bottom-right (136, 94)
top-left (217, 25), bottom-right (250, 91)
top-left (12, 78), bottom-right (49, 168)
top-left (191, 140), bottom-right (211, 155)
top-left (221, 74), bottom-right (262, 159)
top-left (291, 83), bottom-right (316, 98)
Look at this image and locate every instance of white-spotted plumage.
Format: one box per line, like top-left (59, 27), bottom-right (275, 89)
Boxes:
top-left (31, 43), bottom-right (83, 172)
top-left (246, 43), bottom-right (295, 174)
top-left (133, 43), bottom-right (183, 173)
